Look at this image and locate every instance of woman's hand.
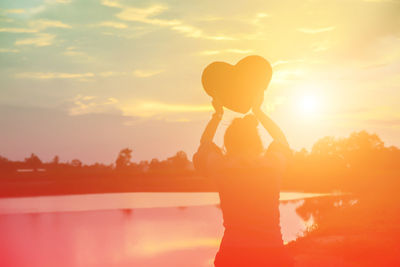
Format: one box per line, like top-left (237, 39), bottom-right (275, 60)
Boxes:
top-left (251, 91), bottom-right (289, 146)
top-left (212, 98), bottom-right (224, 116)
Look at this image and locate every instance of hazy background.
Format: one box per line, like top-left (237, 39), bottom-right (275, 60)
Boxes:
top-left (1, 0), bottom-right (399, 163)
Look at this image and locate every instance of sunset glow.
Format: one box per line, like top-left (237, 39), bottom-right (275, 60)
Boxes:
top-left (299, 95), bottom-right (318, 115)
top-left (298, 95), bottom-right (321, 118)
top-left (0, 0), bottom-right (399, 163)
top-left (1, 1), bottom-right (400, 266)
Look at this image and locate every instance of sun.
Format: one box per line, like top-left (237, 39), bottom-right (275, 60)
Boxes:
top-left (299, 95), bottom-right (318, 114)
top-left (292, 82), bottom-right (324, 119)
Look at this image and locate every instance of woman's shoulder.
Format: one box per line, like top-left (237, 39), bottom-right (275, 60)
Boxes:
top-left (193, 141), bottom-right (225, 175)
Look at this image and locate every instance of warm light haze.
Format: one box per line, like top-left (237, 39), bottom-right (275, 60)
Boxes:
top-left (1, 2), bottom-right (400, 267)
top-left (1, 0), bottom-right (399, 163)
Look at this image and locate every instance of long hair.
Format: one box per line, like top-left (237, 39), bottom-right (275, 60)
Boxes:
top-left (224, 114), bottom-right (264, 156)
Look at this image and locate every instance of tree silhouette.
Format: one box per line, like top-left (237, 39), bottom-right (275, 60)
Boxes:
top-left (24, 153), bottom-right (42, 171)
top-left (0, 130), bottom-right (398, 194)
top-left (167, 150), bottom-right (190, 170)
top-left (71, 159), bottom-right (82, 168)
top-left (52, 156), bottom-right (59, 165)
top-left (115, 148), bottom-right (132, 170)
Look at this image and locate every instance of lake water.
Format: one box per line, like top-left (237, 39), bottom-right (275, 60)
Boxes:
top-left (0, 192), bottom-right (323, 267)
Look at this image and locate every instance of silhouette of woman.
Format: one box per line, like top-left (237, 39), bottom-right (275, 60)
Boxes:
top-left (193, 93), bottom-right (294, 266)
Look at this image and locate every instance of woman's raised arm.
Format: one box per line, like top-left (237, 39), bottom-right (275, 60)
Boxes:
top-left (252, 93), bottom-right (289, 147)
top-left (200, 99), bottom-right (224, 144)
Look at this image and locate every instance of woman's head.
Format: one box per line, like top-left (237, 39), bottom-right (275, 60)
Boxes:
top-left (224, 114), bottom-right (264, 156)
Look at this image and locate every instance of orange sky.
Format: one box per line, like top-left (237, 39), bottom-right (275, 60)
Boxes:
top-left (0, 0), bottom-right (399, 163)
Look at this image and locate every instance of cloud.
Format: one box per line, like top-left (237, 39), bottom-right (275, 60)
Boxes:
top-left (15, 33), bottom-right (55, 46)
top-left (15, 69), bottom-right (156, 80)
top-left (250, 12), bottom-right (270, 25)
top-left (171, 25), bottom-right (236, 40)
top-left (122, 100), bottom-right (212, 117)
top-left (4, 0), bottom-right (73, 17)
top-left (200, 48), bottom-right (253, 55)
top-left (0, 28), bottom-right (37, 33)
top-left (101, 0), bottom-right (123, 8)
top-left (363, 0), bottom-right (395, 2)
top-left (272, 59), bottom-right (305, 67)
top-left (68, 95), bottom-right (211, 118)
top-left (15, 70), bottom-right (128, 80)
top-left (99, 71), bottom-right (126, 77)
top-left (98, 21), bottom-right (127, 29)
top-left (16, 72), bottom-right (95, 80)
top-left (2, 9), bottom-right (26, 14)
top-left (171, 25), bottom-right (202, 38)
top-left (272, 69), bottom-right (306, 84)
top-left (45, 0), bottom-right (73, 4)
top-left (298, 26), bottom-right (335, 34)
top-left (6, 20), bottom-right (70, 48)
top-left (256, 13), bottom-right (269, 18)
top-left (116, 5), bottom-right (180, 26)
top-left (62, 47), bottom-right (93, 61)
top-left (103, 3), bottom-right (235, 40)
top-left (0, 48), bottom-right (19, 53)
top-left (28, 19), bottom-right (71, 30)
top-left (311, 40), bottom-right (331, 52)
top-left (132, 69), bottom-right (164, 78)
top-left (68, 95), bottom-right (120, 116)
top-left (63, 48), bottom-right (86, 57)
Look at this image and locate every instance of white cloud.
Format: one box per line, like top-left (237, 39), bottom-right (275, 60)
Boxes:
top-left (29, 19), bottom-right (71, 30)
top-left (98, 21), bottom-right (128, 29)
top-left (15, 70), bottom-right (129, 80)
top-left (68, 95), bottom-right (120, 116)
top-left (171, 25), bottom-right (202, 38)
top-left (64, 50), bottom-right (86, 57)
top-left (14, 68), bottom-right (158, 81)
top-left (171, 24), bottom-right (235, 40)
top-left (45, 0), bottom-right (73, 4)
top-left (122, 100), bottom-right (212, 117)
top-left (0, 28), bottom-right (37, 33)
top-left (3, 20), bottom-right (70, 48)
top-left (16, 72), bottom-right (95, 80)
top-left (2, 9), bottom-right (26, 14)
top-left (116, 5), bottom-right (180, 26)
top-left (68, 97), bottom-right (212, 118)
top-left (132, 69), bottom-right (164, 78)
top-left (271, 59), bottom-right (304, 67)
top-left (101, 0), bottom-right (123, 8)
top-left (6, 0), bottom-right (73, 17)
top-left (298, 26), bottom-right (335, 34)
top-left (0, 48), bottom-right (19, 53)
top-left (312, 40), bottom-right (331, 52)
top-left (62, 47), bottom-right (93, 61)
top-left (363, 0), bottom-right (395, 2)
top-left (250, 12), bottom-right (270, 25)
top-left (272, 69), bottom-right (306, 84)
top-left (15, 33), bottom-right (55, 47)
top-left (256, 13), bottom-right (269, 18)
top-left (103, 3), bottom-right (235, 40)
top-left (200, 49), bottom-right (253, 55)
top-left (99, 71), bottom-right (126, 77)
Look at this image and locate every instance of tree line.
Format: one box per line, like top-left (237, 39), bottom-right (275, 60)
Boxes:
top-left (1, 130), bottom-right (399, 193)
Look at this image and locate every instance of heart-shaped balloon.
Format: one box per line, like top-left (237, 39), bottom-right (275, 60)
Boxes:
top-left (201, 55), bottom-right (272, 114)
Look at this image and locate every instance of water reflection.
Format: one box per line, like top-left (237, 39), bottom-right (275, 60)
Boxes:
top-left (0, 193), bottom-right (327, 267)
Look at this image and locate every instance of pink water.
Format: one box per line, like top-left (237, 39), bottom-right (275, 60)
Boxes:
top-left (0, 192), bottom-right (321, 267)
